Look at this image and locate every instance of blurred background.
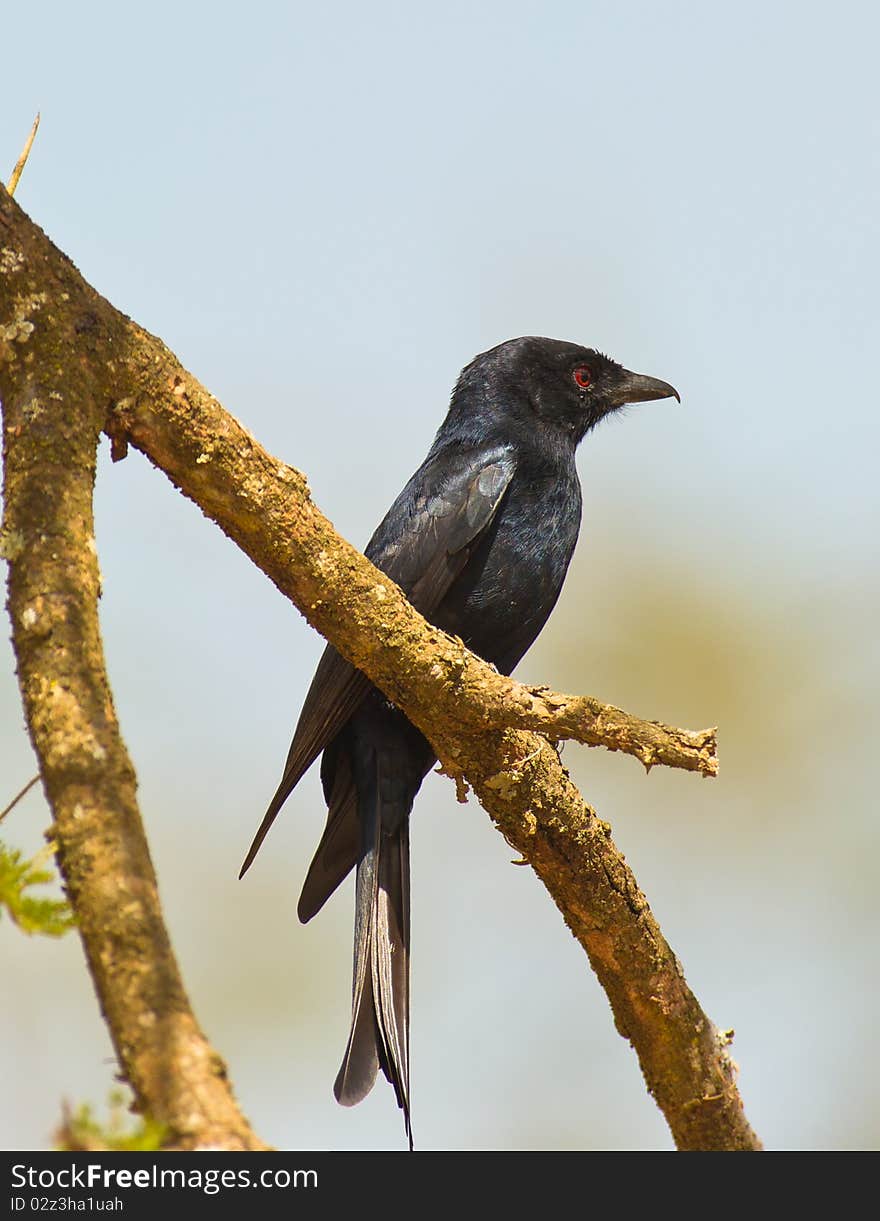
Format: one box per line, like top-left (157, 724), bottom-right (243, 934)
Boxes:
top-left (1, 0), bottom-right (878, 1151)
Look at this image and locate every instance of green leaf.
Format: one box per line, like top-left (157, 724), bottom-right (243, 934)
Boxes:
top-left (57, 1090), bottom-right (166, 1152)
top-left (0, 840), bottom-right (74, 936)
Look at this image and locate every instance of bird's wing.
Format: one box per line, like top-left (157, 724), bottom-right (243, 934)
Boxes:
top-left (239, 445), bottom-right (517, 877)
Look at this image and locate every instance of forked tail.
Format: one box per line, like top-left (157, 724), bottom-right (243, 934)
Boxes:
top-left (333, 774), bottom-right (412, 1148)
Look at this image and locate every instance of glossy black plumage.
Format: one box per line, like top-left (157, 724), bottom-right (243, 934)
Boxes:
top-left (241, 336), bottom-right (679, 1147)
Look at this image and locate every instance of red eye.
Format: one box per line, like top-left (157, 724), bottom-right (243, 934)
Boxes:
top-left (573, 366), bottom-right (592, 389)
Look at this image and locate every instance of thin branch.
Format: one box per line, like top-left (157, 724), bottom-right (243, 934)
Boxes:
top-left (451, 682), bottom-right (717, 776)
top-left (0, 183), bottom-right (758, 1150)
top-left (7, 113), bottom-right (40, 197)
top-left (0, 774), bottom-right (39, 823)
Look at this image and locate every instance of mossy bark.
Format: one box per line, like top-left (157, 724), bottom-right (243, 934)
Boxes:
top-left (1, 194), bottom-right (263, 1150)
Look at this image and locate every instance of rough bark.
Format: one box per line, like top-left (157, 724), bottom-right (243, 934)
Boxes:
top-left (0, 195), bottom-right (263, 1150)
top-left (0, 184), bottom-right (759, 1151)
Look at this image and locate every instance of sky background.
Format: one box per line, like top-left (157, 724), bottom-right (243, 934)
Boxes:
top-left (1, 0), bottom-right (878, 1151)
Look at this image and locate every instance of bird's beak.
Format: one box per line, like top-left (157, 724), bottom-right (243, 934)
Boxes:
top-left (613, 369), bottom-right (681, 406)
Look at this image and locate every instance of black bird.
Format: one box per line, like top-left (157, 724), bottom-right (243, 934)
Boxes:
top-left (240, 337), bottom-right (678, 1147)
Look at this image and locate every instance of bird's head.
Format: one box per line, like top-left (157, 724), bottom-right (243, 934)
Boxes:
top-left (454, 337), bottom-right (679, 444)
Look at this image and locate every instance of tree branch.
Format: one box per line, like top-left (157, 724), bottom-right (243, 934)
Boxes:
top-left (0, 773), bottom-right (39, 822)
top-left (0, 191), bottom-right (263, 1150)
top-left (105, 360), bottom-right (718, 779)
top-left (0, 184), bottom-right (758, 1150)
top-left (6, 113), bottom-right (40, 198)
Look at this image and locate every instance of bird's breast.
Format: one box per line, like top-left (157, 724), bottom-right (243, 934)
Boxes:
top-left (432, 465), bottom-right (582, 674)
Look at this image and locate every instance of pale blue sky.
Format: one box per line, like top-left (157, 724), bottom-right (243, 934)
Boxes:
top-left (2, 1), bottom-right (878, 1150)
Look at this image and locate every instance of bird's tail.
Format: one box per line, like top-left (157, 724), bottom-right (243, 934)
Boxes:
top-left (333, 750), bottom-right (413, 1149)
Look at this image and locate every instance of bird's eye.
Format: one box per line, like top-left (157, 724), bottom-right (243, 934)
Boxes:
top-left (573, 366), bottom-right (592, 389)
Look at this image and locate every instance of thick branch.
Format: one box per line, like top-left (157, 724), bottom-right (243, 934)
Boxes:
top-left (0, 193), bottom-right (263, 1150)
top-left (0, 186), bottom-right (758, 1150)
